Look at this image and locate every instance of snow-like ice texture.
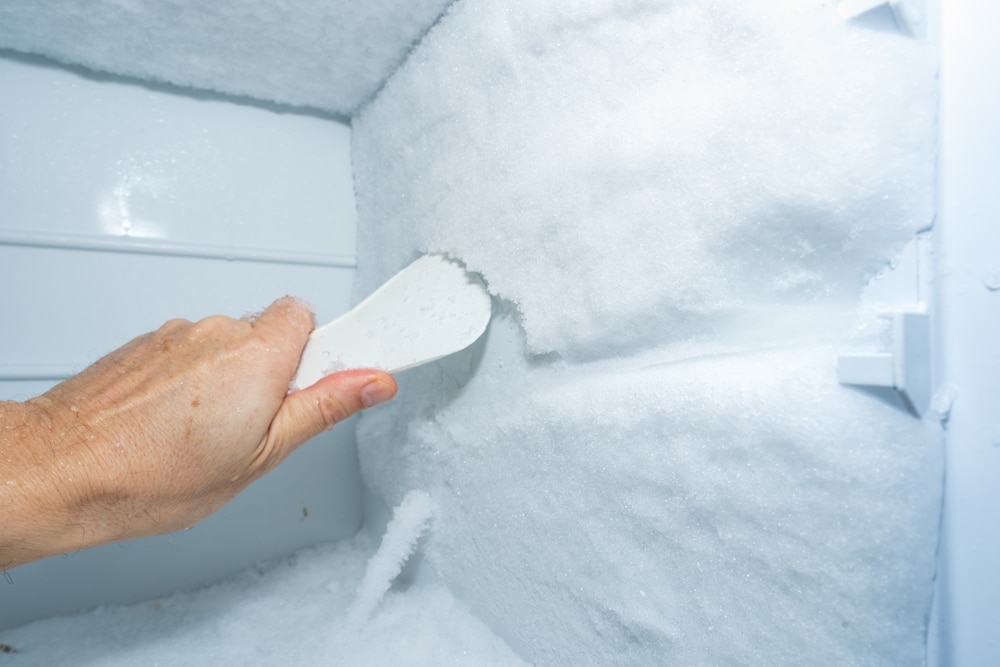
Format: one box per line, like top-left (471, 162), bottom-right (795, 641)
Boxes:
top-left (0, 536), bottom-right (526, 667)
top-left (0, 0), bottom-right (455, 116)
top-left (351, 0), bottom-right (942, 664)
top-left (346, 489), bottom-right (435, 627)
top-left (352, 0), bottom-right (937, 359)
top-left (359, 333), bottom-right (943, 665)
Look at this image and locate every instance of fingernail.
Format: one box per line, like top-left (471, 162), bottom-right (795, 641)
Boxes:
top-left (361, 379), bottom-right (396, 408)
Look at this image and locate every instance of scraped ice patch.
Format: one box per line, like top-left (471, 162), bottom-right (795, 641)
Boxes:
top-left (0, 0), bottom-right (454, 115)
top-left (353, 0), bottom-right (937, 359)
top-left (345, 489), bottom-right (435, 627)
top-left (0, 536), bottom-right (525, 667)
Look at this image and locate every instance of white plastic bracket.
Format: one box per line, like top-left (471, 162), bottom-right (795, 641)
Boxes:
top-left (838, 0), bottom-right (926, 37)
top-left (837, 311), bottom-right (931, 417)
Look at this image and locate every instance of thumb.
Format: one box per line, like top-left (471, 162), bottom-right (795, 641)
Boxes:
top-left (267, 369), bottom-right (397, 456)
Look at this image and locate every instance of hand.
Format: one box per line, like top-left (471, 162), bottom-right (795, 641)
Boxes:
top-left (0, 296), bottom-right (396, 570)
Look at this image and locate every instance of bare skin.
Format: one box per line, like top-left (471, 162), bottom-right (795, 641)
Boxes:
top-left (0, 296), bottom-right (396, 571)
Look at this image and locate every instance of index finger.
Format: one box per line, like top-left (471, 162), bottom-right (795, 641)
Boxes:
top-left (247, 296), bottom-right (316, 367)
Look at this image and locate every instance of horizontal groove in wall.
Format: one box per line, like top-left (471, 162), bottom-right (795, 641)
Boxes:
top-left (0, 228), bottom-right (357, 268)
top-left (0, 365), bottom-right (78, 382)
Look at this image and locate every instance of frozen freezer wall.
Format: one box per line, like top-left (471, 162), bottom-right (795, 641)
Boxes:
top-left (360, 339), bottom-right (942, 665)
top-left (353, 0), bottom-right (936, 360)
top-left (0, 0), bottom-right (455, 116)
top-left (352, 0), bottom-right (942, 664)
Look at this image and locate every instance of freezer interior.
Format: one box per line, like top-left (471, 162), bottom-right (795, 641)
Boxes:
top-left (1, 1), bottom-right (998, 665)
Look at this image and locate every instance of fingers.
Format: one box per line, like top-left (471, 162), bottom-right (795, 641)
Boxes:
top-left (263, 369), bottom-right (397, 461)
top-left (251, 295), bottom-right (315, 330)
top-left (243, 296), bottom-right (317, 384)
top-left (249, 296), bottom-right (316, 352)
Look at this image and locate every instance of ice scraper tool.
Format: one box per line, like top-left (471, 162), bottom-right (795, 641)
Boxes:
top-left (292, 254), bottom-right (492, 388)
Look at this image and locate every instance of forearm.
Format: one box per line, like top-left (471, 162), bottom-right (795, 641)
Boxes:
top-left (0, 399), bottom-right (111, 570)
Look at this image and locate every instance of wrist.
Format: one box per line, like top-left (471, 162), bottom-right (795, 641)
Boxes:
top-left (0, 399), bottom-right (118, 569)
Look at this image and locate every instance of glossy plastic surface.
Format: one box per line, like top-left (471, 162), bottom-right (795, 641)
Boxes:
top-left (931, 0), bottom-right (1000, 663)
top-left (0, 53), bottom-right (364, 628)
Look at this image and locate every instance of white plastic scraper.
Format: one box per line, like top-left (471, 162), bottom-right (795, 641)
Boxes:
top-left (292, 254), bottom-right (492, 388)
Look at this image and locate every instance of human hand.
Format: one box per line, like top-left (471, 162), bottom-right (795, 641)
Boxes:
top-left (0, 296), bottom-right (396, 569)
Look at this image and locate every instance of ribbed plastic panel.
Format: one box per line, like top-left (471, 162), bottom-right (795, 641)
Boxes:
top-left (0, 53), bottom-right (365, 628)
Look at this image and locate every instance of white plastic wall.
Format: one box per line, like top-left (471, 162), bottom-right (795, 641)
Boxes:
top-left (930, 1), bottom-right (1000, 664)
top-left (0, 53), bottom-right (365, 627)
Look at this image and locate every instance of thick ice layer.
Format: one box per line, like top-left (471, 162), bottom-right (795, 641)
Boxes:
top-left (351, 0), bottom-right (941, 664)
top-left (0, 536), bottom-right (525, 667)
top-left (359, 334), bottom-right (942, 665)
top-left (0, 0), bottom-right (454, 116)
top-left (353, 0), bottom-right (937, 359)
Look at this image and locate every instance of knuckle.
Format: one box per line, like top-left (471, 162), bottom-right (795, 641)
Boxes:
top-left (182, 315), bottom-right (248, 349)
top-left (271, 296), bottom-right (316, 334)
top-left (196, 314), bottom-right (239, 333)
top-left (157, 318), bottom-right (192, 335)
top-left (286, 297), bottom-right (315, 327)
